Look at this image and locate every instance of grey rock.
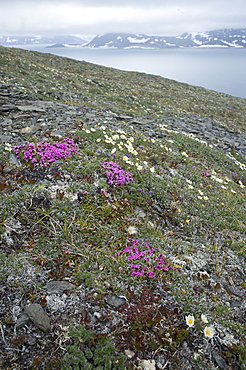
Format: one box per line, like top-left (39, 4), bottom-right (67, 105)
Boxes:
top-left (24, 303), bottom-right (51, 332)
top-left (46, 280), bottom-right (76, 294)
top-left (211, 348), bottom-right (228, 370)
top-left (135, 207), bottom-right (147, 218)
top-left (0, 135), bottom-right (14, 143)
top-left (16, 312), bottom-right (30, 328)
top-left (17, 105), bottom-right (45, 113)
top-left (26, 335), bottom-right (37, 346)
top-left (105, 294), bottom-right (127, 308)
top-left (223, 284), bottom-right (244, 297)
top-left (0, 104), bottom-right (17, 112)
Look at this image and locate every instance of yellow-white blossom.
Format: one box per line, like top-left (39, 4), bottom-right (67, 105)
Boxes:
top-left (127, 226), bottom-right (138, 234)
top-left (104, 136), bottom-right (113, 144)
top-left (128, 146), bottom-right (135, 153)
top-left (5, 143), bottom-right (12, 151)
top-left (186, 315), bottom-right (195, 327)
top-left (204, 326), bottom-right (215, 338)
top-left (201, 314), bottom-right (209, 323)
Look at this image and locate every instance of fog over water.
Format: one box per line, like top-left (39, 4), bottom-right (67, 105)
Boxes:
top-left (15, 45), bottom-right (246, 99)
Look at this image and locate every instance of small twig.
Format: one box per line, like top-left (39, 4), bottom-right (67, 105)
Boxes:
top-left (0, 323), bottom-right (7, 345)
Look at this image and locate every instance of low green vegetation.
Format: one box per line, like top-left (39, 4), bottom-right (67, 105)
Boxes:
top-left (0, 45), bottom-right (245, 369)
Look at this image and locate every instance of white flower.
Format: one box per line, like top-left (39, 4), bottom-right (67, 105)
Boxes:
top-left (204, 326), bottom-right (215, 338)
top-left (111, 148), bottom-right (116, 154)
top-left (96, 138), bottom-right (101, 142)
top-left (104, 135), bottom-right (113, 144)
top-left (201, 314), bottom-right (209, 323)
top-left (127, 226), bottom-right (138, 235)
top-left (128, 146), bottom-right (135, 153)
top-left (136, 164), bottom-right (143, 171)
top-left (5, 143), bottom-right (12, 151)
top-left (181, 151), bottom-right (188, 157)
top-left (186, 315), bottom-right (195, 327)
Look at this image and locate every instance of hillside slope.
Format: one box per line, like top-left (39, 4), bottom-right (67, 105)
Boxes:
top-left (0, 46), bottom-right (245, 369)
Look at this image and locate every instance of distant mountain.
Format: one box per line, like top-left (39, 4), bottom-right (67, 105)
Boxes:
top-left (1, 29), bottom-right (246, 49)
top-left (85, 29), bottom-right (246, 49)
top-left (0, 35), bottom-right (86, 46)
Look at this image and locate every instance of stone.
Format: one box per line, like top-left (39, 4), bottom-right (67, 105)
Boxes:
top-left (20, 126), bottom-right (34, 134)
top-left (105, 295), bottom-right (127, 308)
top-left (24, 303), bottom-right (51, 332)
top-left (211, 348), bottom-right (228, 370)
top-left (46, 280), bottom-right (76, 294)
top-left (17, 105), bottom-right (45, 113)
top-left (223, 284), bottom-right (244, 297)
top-left (16, 313), bottom-right (30, 328)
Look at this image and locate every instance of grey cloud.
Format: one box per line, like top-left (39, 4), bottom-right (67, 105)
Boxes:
top-left (0, 0), bottom-right (245, 37)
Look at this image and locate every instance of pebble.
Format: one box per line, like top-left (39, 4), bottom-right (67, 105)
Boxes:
top-left (23, 303), bottom-right (51, 332)
top-left (46, 280), bottom-right (76, 294)
top-left (105, 294), bottom-right (127, 308)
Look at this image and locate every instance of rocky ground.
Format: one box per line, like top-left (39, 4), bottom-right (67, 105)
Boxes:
top-left (1, 80), bottom-right (246, 155)
top-left (0, 51), bottom-right (246, 370)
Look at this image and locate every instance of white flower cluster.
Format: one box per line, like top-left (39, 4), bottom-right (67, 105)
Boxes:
top-left (82, 125), bottom-right (155, 173)
top-left (185, 314), bottom-right (215, 339)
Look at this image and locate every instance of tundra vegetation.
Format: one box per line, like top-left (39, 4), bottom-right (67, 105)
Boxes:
top-left (0, 45), bottom-right (245, 369)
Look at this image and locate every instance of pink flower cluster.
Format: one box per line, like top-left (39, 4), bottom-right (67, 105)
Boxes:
top-left (13, 138), bottom-right (77, 167)
top-left (118, 239), bottom-right (174, 278)
top-left (100, 161), bottom-right (134, 186)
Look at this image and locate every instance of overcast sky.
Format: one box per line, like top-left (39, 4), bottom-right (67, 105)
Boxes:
top-left (0, 0), bottom-right (245, 38)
